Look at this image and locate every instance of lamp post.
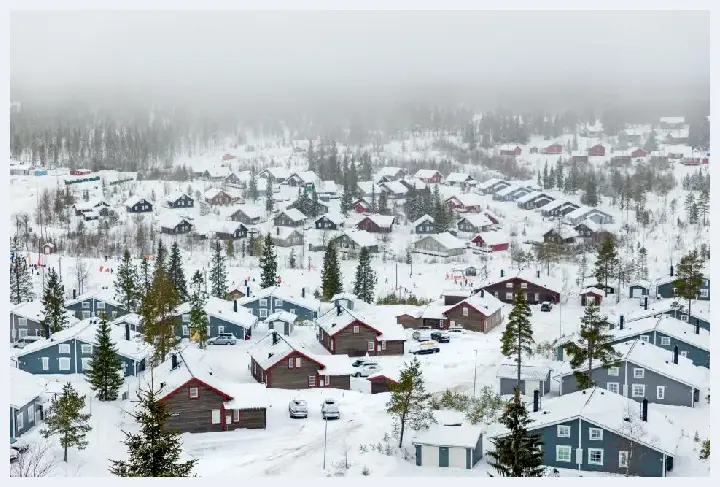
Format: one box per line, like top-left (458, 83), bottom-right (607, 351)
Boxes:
top-left (323, 415), bottom-right (328, 470)
top-left (473, 349), bottom-right (478, 397)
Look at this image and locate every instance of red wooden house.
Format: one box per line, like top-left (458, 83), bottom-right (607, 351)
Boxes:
top-left (353, 198), bottom-right (372, 213)
top-left (631, 148), bottom-right (648, 158)
top-left (357, 214), bottom-right (395, 233)
top-left (580, 287), bottom-right (604, 306)
top-left (70, 169), bottom-right (92, 176)
top-left (542, 143), bottom-right (563, 155)
top-left (414, 170), bottom-right (443, 184)
top-left (500, 145), bottom-right (522, 156)
top-left (367, 373), bottom-right (398, 394)
top-left (588, 144), bottom-right (606, 156)
top-left (470, 232), bottom-right (509, 252)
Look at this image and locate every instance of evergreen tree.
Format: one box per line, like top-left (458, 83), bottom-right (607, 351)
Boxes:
top-left (370, 185), bottom-right (377, 212)
top-left (109, 384), bottom-right (197, 477)
top-left (500, 292), bottom-right (535, 389)
top-left (542, 162), bottom-right (550, 189)
top-left (487, 389), bottom-right (544, 477)
top-left (321, 240), bottom-right (343, 300)
top-left (360, 154), bottom-right (373, 181)
top-left (348, 159), bottom-right (359, 196)
top-left (378, 190), bottom-right (389, 215)
top-left (41, 268), bottom-right (68, 334)
top-left (643, 130), bottom-right (658, 152)
top-left (209, 240), bottom-right (227, 299)
top-left (353, 246), bottom-right (377, 303)
top-left (685, 192), bottom-right (697, 224)
top-left (555, 163), bottom-right (564, 191)
top-left (247, 171), bottom-right (259, 202)
top-left (563, 302), bottom-right (620, 389)
top-left (114, 249), bottom-right (139, 313)
top-left (572, 133), bottom-right (579, 151)
top-left (167, 243), bottom-right (188, 301)
top-left (673, 250), bottom-right (704, 322)
top-left (696, 188), bottom-right (710, 225)
top-left (594, 235), bottom-right (619, 296)
top-left (536, 170), bottom-right (541, 188)
top-left (386, 357), bottom-right (435, 448)
top-left (311, 187), bottom-right (320, 218)
top-left (139, 256), bottom-right (151, 296)
top-left (140, 265), bottom-right (180, 363)
top-left (42, 382), bottom-right (92, 462)
top-left (85, 314), bottom-right (124, 401)
top-left (340, 184), bottom-right (352, 217)
top-left (10, 237), bottom-right (34, 304)
top-left (289, 248), bottom-right (297, 269)
top-left (265, 176), bottom-right (274, 213)
top-left (154, 239), bottom-right (167, 274)
top-left (259, 234), bottom-right (278, 288)
top-left (582, 171), bottom-right (598, 207)
top-left (226, 238), bottom-right (235, 259)
top-left (188, 271), bottom-right (209, 348)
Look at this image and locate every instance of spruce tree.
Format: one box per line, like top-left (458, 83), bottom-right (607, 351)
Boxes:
top-left (370, 185), bottom-right (377, 212)
top-left (487, 389), bottom-right (544, 477)
top-left (209, 240), bottom-right (227, 299)
top-left (248, 170), bottom-right (259, 202)
top-left (42, 382), bottom-right (92, 462)
top-left (140, 265), bottom-right (180, 363)
top-left (188, 271), bottom-right (209, 347)
top-left (594, 235), bottom-right (618, 296)
top-left (386, 357), bottom-right (434, 448)
top-left (321, 240), bottom-right (343, 300)
top-left (289, 248), bottom-right (297, 269)
top-left (85, 314), bottom-right (124, 401)
top-left (139, 256), bottom-right (151, 296)
top-left (378, 191), bottom-right (389, 215)
top-left (41, 268), bottom-right (68, 334)
top-left (154, 239), bottom-right (167, 274)
top-left (265, 177), bottom-right (274, 213)
top-left (10, 237), bottom-right (34, 304)
top-left (109, 384), bottom-right (197, 477)
top-left (563, 302), bottom-right (620, 389)
top-left (500, 291), bottom-right (535, 389)
top-left (259, 234), bottom-right (278, 288)
top-left (353, 246), bottom-right (376, 303)
top-left (167, 243), bottom-right (188, 302)
top-left (226, 238), bottom-right (235, 259)
top-left (115, 249), bottom-right (139, 313)
top-left (673, 250), bottom-right (704, 321)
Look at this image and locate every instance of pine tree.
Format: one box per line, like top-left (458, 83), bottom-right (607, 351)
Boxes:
top-left (10, 237), bottom-right (34, 304)
top-left (42, 382), bottom-right (92, 462)
top-left (248, 169), bottom-right (259, 202)
top-left (370, 185), bottom-right (377, 212)
top-left (563, 302), bottom-right (620, 389)
top-left (289, 248), bottom-right (297, 269)
top-left (643, 130), bottom-right (658, 152)
top-left (685, 192), bottom-right (697, 224)
top-left (209, 240), bottom-right (227, 299)
top-left (353, 246), bottom-right (377, 303)
top-left (500, 292), bottom-right (535, 389)
top-left (226, 238), bottom-right (235, 259)
top-left (582, 172), bottom-right (598, 207)
top-left (41, 268), bottom-right (68, 334)
top-left (85, 314), bottom-right (124, 401)
top-left (265, 177), bottom-right (274, 213)
top-left (154, 239), bottom-right (167, 274)
top-left (542, 162), bottom-right (550, 189)
top-left (673, 250), bottom-right (704, 322)
top-left (386, 357), bottom-right (435, 448)
top-left (167, 243), bottom-right (188, 301)
top-left (378, 191), bottom-right (389, 215)
top-left (321, 240), bottom-right (343, 300)
top-left (139, 256), bottom-right (151, 296)
top-left (594, 235), bottom-right (619, 296)
top-left (109, 384), bottom-right (197, 477)
top-left (487, 389), bottom-right (544, 477)
top-left (696, 188), bottom-right (710, 225)
top-left (188, 271), bottom-right (209, 348)
top-left (260, 234), bottom-right (278, 288)
top-left (140, 265), bottom-right (180, 363)
top-left (114, 249), bottom-right (139, 313)
top-left (555, 162), bottom-right (564, 190)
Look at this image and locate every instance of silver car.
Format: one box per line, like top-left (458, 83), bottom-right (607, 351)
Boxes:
top-left (321, 398), bottom-right (340, 420)
top-left (207, 333), bottom-right (237, 345)
top-left (289, 399), bottom-right (308, 419)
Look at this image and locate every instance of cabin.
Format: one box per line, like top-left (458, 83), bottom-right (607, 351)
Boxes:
top-left (541, 200), bottom-right (580, 218)
top-left (357, 214), bottom-right (395, 233)
top-left (333, 230), bottom-right (379, 256)
top-left (315, 213), bottom-right (345, 231)
top-left (493, 185), bottom-right (532, 202)
top-left (229, 205), bottom-right (263, 225)
top-left (412, 233), bottom-right (465, 258)
top-left (379, 180), bottom-right (409, 199)
top-left (574, 220), bottom-right (615, 245)
top-left (456, 214), bottom-right (494, 234)
top-left (444, 172), bottom-right (475, 187)
top-left (375, 167), bottom-right (406, 182)
top-left (412, 214), bottom-right (436, 235)
top-left (413, 410), bottom-right (483, 470)
top-left (159, 214), bottom-right (193, 235)
top-left (499, 145), bottom-right (522, 156)
top-left (42, 242), bottom-right (56, 255)
top-left (315, 304), bottom-right (406, 357)
top-left (258, 167), bottom-right (290, 183)
top-left (271, 227), bottom-right (304, 248)
top-left (479, 270), bottom-right (561, 305)
top-left (274, 208), bottom-right (307, 227)
top-left (204, 188), bottom-right (236, 206)
top-left (541, 143), bottom-right (563, 155)
top-left (287, 196), bottom-right (328, 217)
top-left (201, 167), bottom-right (232, 181)
top-left (470, 232), bottom-right (509, 252)
top-left (496, 363), bottom-right (552, 397)
top-left (477, 178), bottom-right (511, 195)
top-left (316, 180), bottom-right (339, 200)
top-left (110, 313), bottom-right (143, 334)
top-left (414, 169), bottom-right (443, 184)
top-left (73, 198), bottom-right (110, 217)
top-left (226, 170), bottom-right (251, 188)
top-left (240, 286), bottom-right (320, 322)
top-left (367, 372), bottom-right (398, 394)
top-left (165, 191), bottom-right (194, 209)
top-left (264, 311), bottom-right (297, 336)
top-left (65, 288), bottom-right (128, 320)
top-left (580, 287), bottom-right (604, 306)
top-left (445, 193), bottom-right (482, 213)
top-left (657, 273), bottom-right (710, 301)
top-left (356, 181), bottom-right (384, 199)
top-left (442, 291), bottom-right (504, 333)
top-left (572, 153), bottom-right (589, 164)
top-left (588, 144), bottom-right (606, 156)
top-left (10, 367), bottom-right (47, 440)
top-left (176, 297), bottom-right (257, 341)
top-left (70, 168), bottom-right (92, 176)
top-left (248, 331), bottom-right (352, 389)
top-left (516, 191), bottom-right (555, 210)
top-left (563, 207), bottom-right (615, 225)
top-left (353, 198), bottom-right (372, 213)
top-left (212, 220), bottom-right (248, 240)
top-left (10, 301), bottom-right (78, 343)
top-left (124, 196), bottom-right (153, 213)
top-left (631, 148), bottom-right (648, 158)
top-left (543, 227), bottom-right (577, 245)
top-left (287, 171), bottom-right (318, 187)
top-left (395, 308), bottom-right (424, 329)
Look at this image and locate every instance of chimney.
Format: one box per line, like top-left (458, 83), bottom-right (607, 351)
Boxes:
top-left (73, 289), bottom-right (77, 299)
top-left (246, 286), bottom-right (250, 298)
top-left (125, 323), bottom-right (130, 341)
top-left (336, 304), bottom-right (342, 316)
top-left (480, 289), bottom-right (485, 297)
top-left (272, 331), bottom-right (279, 345)
top-left (643, 297), bottom-right (648, 310)
top-left (301, 288), bottom-right (306, 298)
top-left (670, 265), bottom-right (674, 277)
top-left (641, 398), bottom-right (648, 422)
top-left (533, 389), bottom-right (540, 413)
top-left (500, 269), bottom-right (504, 278)
top-left (673, 345), bottom-right (679, 364)
top-left (234, 300), bottom-right (238, 312)
top-left (171, 354), bottom-right (178, 370)
top-left (695, 319), bottom-right (701, 335)
top-left (244, 279), bottom-right (248, 287)
top-left (619, 315), bottom-right (624, 330)
top-left (536, 270), bottom-right (540, 279)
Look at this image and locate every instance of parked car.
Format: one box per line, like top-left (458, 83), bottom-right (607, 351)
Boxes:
top-left (410, 340), bottom-right (441, 355)
top-left (353, 363), bottom-right (381, 378)
top-left (288, 399), bottom-right (308, 419)
top-left (13, 336), bottom-right (42, 349)
top-left (207, 333), bottom-right (238, 345)
top-left (412, 330), bottom-right (432, 342)
top-left (447, 327), bottom-right (465, 334)
top-left (430, 331), bottom-right (450, 343)
top-left (540, 301), bottom-right (553, 312)
top-left (351, 358), bottom-right (378, 368)
top-left (321, 398), bottom-right (340, 420)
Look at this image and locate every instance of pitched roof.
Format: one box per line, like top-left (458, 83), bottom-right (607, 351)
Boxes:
top-left (340, 229), bottom-right (377, 248)
top-left (66, 287), bottom-right (124, 308)
top-left (480, 269), bottom-right (563, 294)
top-left (124, 195), bottom-right (151, 208)
top-left (204, 188), bottom-right (229, 200)
top-left (445, 172), bottom-right (473, 183)
top-left (356, 181), bottom-right (382, 195)
top-left (10, 367), bottom-right (48, 409)
top-left (362, 214), bottom-right (396, 228)
top-left (448, 292), bottom-right (504, 317)
top-left (230, 204), bottom-right (263, 220)
top-left (413, 214), bottom-right (434, 226)
top-left (315, 304), bottom-right (406, 341)
top-left (516, 191), bottom-right (553, 204)
top-left (412, 423), bottom-right (483, 449)
top-left (476, 177), bottom-right (507, 190)
top-left (317, 180), bottom-right (338, 194)
top-left (617, 340), bottom-right (709, 387)
top-left (473, 231), bottom-right (508, 246)
top-left (451, 193), bottom-right (483, 207)
top-left (265, 310), bottom-right (297, 323)
top-left (205, 297), bottom-right (257, 328)
top-left (289, 170), bottom-right (318, 184)
top-left (414, 169), bottom-right (442, 179)
top-left (496, 363), bottom-right (551, 381)
top-left (458, 213), bottom-right (494, 228)
top-left (380, 180), bottom-right (409, 195)
top-left (158, 212), bottom-right (191, 230)
top-left (165, 190), bottom-right (191, 204)
top-left (260, 167), bottom-right (290, 179)
top-left (317, 212), bottom-right (345, 225)
top-left (278, 208), bottom-right (307, 222)
top-left (495, 184), bottom-right (526, 197)
top-left (247, 331), bottom-right (352, 375)
top-left (415, 232), bottom-right (465, 251)
top-left (540, 198), bottom-right (573, 212)
top-left (240, 286), bottom-right (320, 313)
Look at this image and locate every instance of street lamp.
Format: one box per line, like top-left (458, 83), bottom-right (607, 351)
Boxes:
top-left (473, 349), bottom-right (478, 397)
top-left (323, 414), bottom-right (328, 470)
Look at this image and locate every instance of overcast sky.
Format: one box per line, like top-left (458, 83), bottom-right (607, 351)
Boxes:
top-left (10, 10), bottom-right (710, 109)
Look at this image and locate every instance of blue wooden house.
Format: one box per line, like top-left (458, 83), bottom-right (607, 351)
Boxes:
top-left (175, 297), bottom-right (258, 341)
top-left (65, 288), bottom-right (128, 321)
top-left (10, 300), bottom-right (78, 343)
top-left (503, 388), bottom-right (679, 477)
top-left (164, 190), bottom-right (194, 209)
top-left (110, 313), bottom-right (143, 333)
top-left (240, 286), bottom-right (320, 322)
top-left (124, 195), bottom-right (153, 213)
top-left (496, 363), bottom-right (552, 397)
top-left (656, 273), bottom-right (710, 301)
top-left (13, 319), bottom-right (152, 377)
top-left (412, 214), bottom-right (436, 235)
top-left (10, 367), bottom-right (47, 440)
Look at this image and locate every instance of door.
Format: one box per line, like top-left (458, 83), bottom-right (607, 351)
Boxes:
top-left (439, 447), bottom-right (450, 467)
top-left (525, 380), bottom-right (541, 397)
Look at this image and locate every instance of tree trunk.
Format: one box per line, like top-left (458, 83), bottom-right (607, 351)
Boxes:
top-left (398, 410), bottom-right (407, 448)
top-left (517, 331), bottom-right (522, 390)
top-left (63, 443), bottom-right (68, 462)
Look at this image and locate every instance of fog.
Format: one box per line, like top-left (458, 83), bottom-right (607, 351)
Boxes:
top-left (10, 10), bottom-right (710, 112)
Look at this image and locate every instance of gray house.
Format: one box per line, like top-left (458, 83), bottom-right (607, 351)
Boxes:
top-left (10, 367), bottom-right (47, 440)
top-left (413, 421), bottom-right (483, 469)
top-left (274, 208), bottom-right (307, 227)
top-left (558, 340), bottom-right (708, 407)
top-left (10, 301), bottom-right (50, 343)
top-left (504, 388), bottom-right (679, 477)
top-left (412, 232), bottom-right (465, 258)
top-left (65, 288), bottom-right (128, 321)
top-left (413, 214), bottom-right (436, 235)
top-left (230, 205), bottom-right (263, 225)
top-left (240, 286), bottom-right (320, 322)
top-left (656, 274), bottom-right (710, 301)
top-left (264, 311), bottom-right (297, 335)
top-left (541, 199), bottom-right (580, 218)
top-left (176, 297), bottom-right (257, 341)
top-left (496, 363), bottom-right (552, 397)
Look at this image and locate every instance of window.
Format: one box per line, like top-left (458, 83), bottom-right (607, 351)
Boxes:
top-left (633, 368), bottom-right (645, 379)
top-left (557, 425), bottom-right (571, 438)
top-left (618, 451), bottom-right (629, 468)
top-left (680, 314), bottom-right (689, 322)
top-left (218, 326), bottom-right (225, 334)
top-left (680, 351), bottom-right (688, 358)
top-left (81, 358), bottom-right (91, 371)
top-left (18, 329), bottom-right (28, 338)
top-left (182, 325), bottom-right (189, 336)
top-left (703, 279), bottom-right (709, 287)
top-left (18, 317), bottom-right (27, 326)
top-left (325, 375), bottom-right (331, 386)
top-left (588, 448), bottom-right (604, 465)
top-left (505, 292), bottom-right (513, 300)
top-left (521, 282), bottom-right (528, 289)
top-left (41, 357), bottom-right (49, 371)
top-left (97, 301), bottom-right (105, 310)
top-left (439, 320), bottom-right (445, 327)
top-left (505, 282), bottom-right (513, 289)
top-left (189, 387), bottom-right (199, 399)
top-left (462, 307), bottom-right (469, 317)
top-left (211, 410), bottom-right (221, 424)
top-left (700, 289), bottom-right (709, 298)
top-left (59, 344), bottom-right (71, 354)
top-left (82, 311), bottom-right (91, 319)
top-left (59, 357), bottom-right (71, 371)
top-left (290, 308), bottom-right (296, 315)
top-left (260, 299), bottom-right (268, 308)
top-left (81, 344), bottom-right (92, 355)
top-left (353, 325), bottom-right (360, 334)
top-left (640, 335), bottom-right (649, 342)
top-left (608, 366), bottom-right (620, 376)
top-left (260, 309), bottom-right (268, 318)
top-left (381, 341), bottom-right (387, 351)
top-left (16, 412), bottom-right (23, 430)
top-left (233, 409), bottom-right (240, 422)
top-left (368, 341), bottom-right (375, 351)
top-left (288, 358), bottom-right (294, 369)
top-left (275, 299), bottom-right (284, 307)
top-left (308, 376), bottom-right (316, 387)
top-left (607, 382), bottom-right (620, 394)
top-left (82, 301), bottom-right (90, 309)
top-left (657, 386), bottom-right (665, 400)
top-left (295, 357), bottom-right (302, 368)
top-left (660, 337), bottom-right (671, 346)
top-left (182, 314), bottom-right (190, 323)
top-left (111, 311), bottom-right (118, 318)
top-left (556, 445), bottom-right (571, 462)
top-left (28, 409), bottom-right (34, 424)
top-left (206, 326), bottom-right (211, 337)
top-left (631, 384), bottom-right (645, 398)
top-left (589, 428), bottom-right (603, 440)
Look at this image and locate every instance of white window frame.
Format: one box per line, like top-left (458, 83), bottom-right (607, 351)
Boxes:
top-left (633, 368), bottom-right (645, 379)
top-left (288, 358), bottom-right (294, 369)
top-left (368, 341), bottom-right (375, 352)
top-left (505, 292), bottom-right (513, 300)
top-left (608, 366), bottom-right (620, 376)
top-left (660, 336), bottom-right (671, 346)
top-left (81, 357), bottom-right (92, 371)
top-left (588, 428), bottom-right (603, 441)
top-left (618, 451), bottom-right (629, 468)
top-left (700, 289), bottom-right (709, 298)
top-left (657, 386), bottom-right (666, 400)
top-left (16, 412), bottom-right (23, 430)
top-left (295, 357), bottom-right (302, 368)
top-left (587, 448), bottom-right (604, 466)
top-left (27, 408), bottom-right (34, 424)
top-left (607, 382), bottom-right (620, 394)
top-left (82, 310), bottom-right (91, 319)
top-left (211, 409), bottom-right (221, 424)
top-left (505, 282), bottom-right (513, 289)
top-left (275, 299), bottom-right (284, 307)
top-left (640, 335), bottom-right (649, 342)
top-left (521, 282), bottom-right (528, 289)
top-left (259, 299), bottom-right (268, 308)
top-left (182, 325), bottom-right (189, 336)
top-left (218, 325), bottom-right (225, 334)
top-left (58, 344), bottom-right (71, 354)
top-left (182, 314), bottom-right (190, 323)
top-left (58, 357), bottom-right (71, 371)
top-left (41, 357), bottom-right (49, 371)
top-left (462, 307), bottom-right (469, 317)
top-left (18, 317), bottom-right (27, 327)
top-left (555, 445), bottom-right (571, 463)
top-left (189, 387), bottom-right (199, 399)
top-left (308, 375), bottom-right (316, 387)
top-left (381, 341), bottom-right (387, 351)
top-left (81, 344), bottom-right (93, 355)
top-left (82, 301), bottom-right (90, 309)
top-left (97, 301), bottom-right (106, 310)
top-left (259, 309), bottom-right (268, 318)
top-left (680, 351), bottom-right (688, 358)
top-left (18, 328), bottom-right (28, 338)
top-left (353, 325), bottom-right (359, 334)
top-left (557, 425), bottom-right (571, 438)
top-left (631, 384), bottom-right (645, 398)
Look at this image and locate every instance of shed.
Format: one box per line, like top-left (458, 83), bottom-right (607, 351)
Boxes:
top-left (496, 363), bottom-right (552, 397)
top-left (412, 424), bottom-right (483, 469)
top-left (367, 373), bottom-right (398, 394)
top-left (265, 311), bottom-right (297, 335)
top-left (580, 287), bottom-right (604, 306)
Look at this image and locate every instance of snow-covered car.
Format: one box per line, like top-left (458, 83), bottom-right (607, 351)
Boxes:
top-left (410, 340), bottom-right (441, 355)
top-left (430, 331), bottom-right (450, 343)
top-left (288, 399), bottom-right (308, 419)
top-left (353, 363), bottom-right (381, 378)
top-left (206, 333), bottom-right (237, 345)
top-left (412, 330), bottom-right (432, 342)
top-left (540, 301), bottom-right (553, 312)
top-left (351, 358), bottom-right (378, 368)
top-left (321, 398), bottom-right (340, 420)
top-left (446, 327), bottom-right (465, 334)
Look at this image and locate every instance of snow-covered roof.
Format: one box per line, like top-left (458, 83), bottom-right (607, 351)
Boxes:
top-left (656, 315), bottom-right (709, 351)
top-left (260, 167), bottom-right (291, 180)
top-left (273, 227), bottom-right (302, 240)
top-left (362, 214), bottom-right (396, 228)
top-left (458, 213), bottom-right (494, 228)
top-left (659, 116), bottom-right (685, 125)
top-left (205, 297), bottom-right (257, 328)
top-left (495, 184), bottom-right (525, 197)
top-left (265, 310), bottom-right (297, 323)
top-left (340, 229), bottom-right (377, 248)
top-left (377, 166), bottom-right (404, 178)
top-left (540, 198), bottom-right (573, 212)
top-left (580, 287), bottom-right (605, 296)
top-left (317, 212), bottom-right (345, 225)
top-left (451, 193), bottom-right (483, 207)
top-left (421, 304), bottom-right (451, 320)
top-left (315, 304), bottom-right (406, 341)
top-left (380, 180), bottom-right (409, 195)
top-left (241, 286), bottom-right (320, 313)
top-left (496, 363), bottom-right (551, 381)
top-left (477, 178), bottom-right (508, 190)
top-left (480, 269), bottom-right (563, 294)
top-left (279, 208), bottom-right (307, 222)
top-left (617, 340), bottom-right (709, 387)
top-left (158, 212), bottom-right (191, 230)
top-left (516, 191), bottom-right (552, 204)
top-left (165, 190), bottom-right (191, 204)
top-left (452, 292), bottom-right (504, 317)
top-left (66, 287), bottom-right (124, 308)
top-left (474, 231), bottom-right (508, 246)
top-left (110, 312), bottom-right (143, 327)
top-left (288, 170), bottom-right (318, 184)
top-left (74, 198), bottom-right (108, 212)
top-left (11, 300), bottom-right (80, 327)
top-left (204, 188), bottom-right (229, 200)
top-left (124, 195), bottom-right (151, 208)
top-left (445, 172), bottom-right (473, 183)
top-left (412, 423), bottom-right (483, 449)
top-left (416, 232), bottom-right (465, 251)
top-left (317, 180), bottom-right (338, 194)
top-left (10, 367), bottom-right (48, 409)
top-left (413, 214), bottom-right (434, 226)
top-left (247, 331), bottom-right (352, 375)
top-left (204, 166), bottom-right (232, 178)
top-left (230, 204), bottom-right (263, 220)
top-left (563, 206), bottom-right (593, 220)
top-left (414, 169), bottom-right (441, 179)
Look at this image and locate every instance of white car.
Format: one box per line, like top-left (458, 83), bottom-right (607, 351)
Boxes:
top-left (410, 340), bottom-right (441, 355)
top-left (288, 399), bottom-right (308, 419)
top-left (321, 398), bottom-right (340, 420)
top-left (353, 363), bottom-right (381, 378)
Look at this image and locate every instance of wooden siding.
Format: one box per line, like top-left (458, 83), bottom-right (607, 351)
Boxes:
top-left (443, 304), bottom-right (502, 333)
top-left (397, 315), bottom-right (423, 329)
top-left (10, 313), bottom-right (43, 342)
top-left (162, 379), bottom-right (228, 434)
top-left (226, 408), bottom-right (267, 430)
top-left (482, 278), bottom-right (560, 305)
top-left (369, 377), bottom-right (395, 394)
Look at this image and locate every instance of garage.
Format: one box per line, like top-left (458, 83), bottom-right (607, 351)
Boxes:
top-left (413, 423), bottom-right (483, 469)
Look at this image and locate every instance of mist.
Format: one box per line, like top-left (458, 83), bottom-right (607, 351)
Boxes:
top-left (10, 10), bottom-right (710, 113)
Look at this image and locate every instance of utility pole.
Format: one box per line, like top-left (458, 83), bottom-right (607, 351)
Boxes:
top-left (395, 262), bottom-right (398, 292)
top-left (58, 256), bottom-right (62, 282)
top-left (473, 349), bottom-right (478, 397)
top-left (323, 416), bottom-right (328, 470)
